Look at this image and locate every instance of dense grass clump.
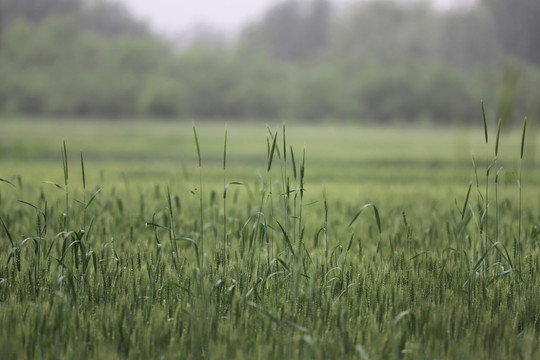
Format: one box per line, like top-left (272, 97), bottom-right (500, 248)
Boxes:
top-left (0, 119), bottom-right (539, 359)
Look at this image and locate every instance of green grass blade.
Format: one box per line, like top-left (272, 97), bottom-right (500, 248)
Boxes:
top-left (281, 319), bottom-right (309, 333)
top-left (43, 181), bottom-right (66, 193)
top-left (346, 233), bottom-right (354, 252)
top-left (17, 200), bottom-right (42, 213)
top-left (247, 302), bottom-right (286, 329)
top-left (473, 243), bottom-right (497, 272)
top-left (145, 222), bottom-right (169, 231)
top-left (348, 204), bottom-right (381, 236)
top-left (495, 118), bottom-right (501, 156)
top-left (224, 181), bottom-right (243, 199)
top-left (80, 152), bottom-right (86, 190)
top-left (266, 133), bottom-right (277, 171)
top-left (86, 217), bottom-right (95, 238)
top-left (486, 158), bottom-right (497, 177)
top-left (276, 258), bottom-right (291, 273)
top-left (193, 123), bottom-right (201, 168)
top-left (282, 123), bottom-right (287, 161)
top-left (463, 251), bottom-right (471, 272)
top-left (290, 146), bottom-right (297, 180)
top-left (521, 117), bottom-right (527, 159)
top-left (461, 184), bottom-right (472, 221)
top-left (85, 188), bottom-right (102, 210)
top-left (267, 131), bottom-right (277, 172)
top-left (481, 101), bottom-right (488, 144)
top-left (169, 282), bottom-right (193, 296)
top-left (356, 345), bottom-right (371, 360)
top-left (223, 125), bottom-right (227, 170)
top-left (62, 141), bottom-right (68, 186)
top-left (300, 147), bottom-right (305, 198)
top-left (276, 220), bottom-right (295, 256)
top-left (0, 178), bottom-right (15, 187)
top-left (174, 237), bottom-right (200, 269)
top-left (471, 155), bottom-right (479, 189)
top-left (212, 280), bottom-right (224, 292)
top-left (0, 216), bottom-right (14, 248)
top-left (393, 310), bottom-right (410, 326)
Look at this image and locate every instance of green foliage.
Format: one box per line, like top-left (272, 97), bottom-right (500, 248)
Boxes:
top-left (138, 76), bottom-right (184, 116)
top-left (0, 15), bottom-right (169, 115)
top-left (0, 0), bottom-right (539, 123)
top-left (332, 1), bottom-right (439, 65)
top-left (80, 1), bottom-right (150, 38)
top-left (1, 0), bottom-right (83, 24)
top-left (238, 0), bottom-right (331, 61)
top-left (483, 0), bottom-right (540, 66)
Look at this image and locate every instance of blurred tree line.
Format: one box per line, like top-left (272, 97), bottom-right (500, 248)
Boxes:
top-left (0, 0), bottom-right (539, 123)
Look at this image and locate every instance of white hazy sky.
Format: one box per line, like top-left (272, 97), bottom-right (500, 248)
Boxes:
top-left (111, 0), bottom-right (473, 34)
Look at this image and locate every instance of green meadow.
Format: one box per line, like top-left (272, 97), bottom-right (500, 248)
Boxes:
top-left (1, 118), bottom-right (539, 359)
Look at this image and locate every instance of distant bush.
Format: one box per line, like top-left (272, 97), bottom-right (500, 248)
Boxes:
top-left (138, 76), bottom-right (183, 116)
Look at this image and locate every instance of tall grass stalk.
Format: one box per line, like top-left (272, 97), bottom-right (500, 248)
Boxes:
top-left (19, 200), bottom-right (47, 298)
top-left (481, 101), bottom-right (489, 276)
top-left (267, 127), bottom-right (280, 269)
top-left (80, 152), bottom-right (86, 233)
top-left (323, 191), bottom-right (328, 281)
top-left (60, 141), bottom-right (69, 291)
top-left (518, 117), bottom-right (526, 277)
top-left (494, 119), bottom-right (502, 265)
top-left (459, 183), bottom-right (472, 279)
top-left (62, 141), bottom-right (69, 233)
top-left (167, 187), bottom-right (179, 270)
top-left (222, 125), bottom-right (227, 279)
top-left (221, 127), bottom-right (243, 279)
top-left (281, 123), bottom-right (290, 259)
top-left (0, 215), bottom-right (18, 273)
top-left (295, 147), bottom-right (306, 260)
top-left (193, 123), bottom-right (203, 273)
top-left (289, 145), bottom-right (297, 249)
top-left (349, 203), bottom-right (382, 263)
top-left (78, 152), bottom-right (100, 293)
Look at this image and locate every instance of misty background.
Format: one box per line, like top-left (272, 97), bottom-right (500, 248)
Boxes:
top-left (0, 0), bottom-right (539, 125)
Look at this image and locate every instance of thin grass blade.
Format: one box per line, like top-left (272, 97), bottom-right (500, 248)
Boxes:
top-left (495, 118), bottom-right (502, 156)
top-left (223, 125), bottom-right (227, 170)
top-left (300, 147), bottom-right (305, 198)
top-left (247, 301), bottom-right (286, 329)
top-left (282, 123), bottom-right (287, 161)
top-left (192, 123), bottom-right (201, 168)
top-left (43, 181), bottom-right (66, 192)
top-left (276, 220), bottom-right (295, 256)
top-left (85, 188), bottom-right (102, 209)
top-left (62, 141), bottom-right (68, 185)
top-left (267, 131), bottom-right (277, 172)
top-left (17, 200), bottom-right (42, 213)
top-left (461, 184), bottom-right (472, 221)
top-left (481, 101), bottom-right (488, 144)
top-left (348, 204), bottom-right (382, 236)
top-left (521, 117), bottom-right (527, 159)
top-left (290, 146), bottom-right (297, 180)
top-left (0, 178), bottom-right (15, 187)
top-left (80, 152), bottom-right (86, 190)
top-left (0, 216), bottom-right (14, 248)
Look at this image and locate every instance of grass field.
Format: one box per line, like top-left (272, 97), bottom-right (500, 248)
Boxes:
top-left (1, 118), bottom-right (539, 359)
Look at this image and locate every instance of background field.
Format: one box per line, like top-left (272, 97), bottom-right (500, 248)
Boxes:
top-left (2, 118), bottom-right (539, 201)
top-left (1, 119), bottom-right (540, 359)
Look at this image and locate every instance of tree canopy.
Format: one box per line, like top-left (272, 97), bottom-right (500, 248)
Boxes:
top-left (483, 0), bottom-right (540, 66)
top-left (0, 0), bottom-right (538, 123)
